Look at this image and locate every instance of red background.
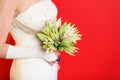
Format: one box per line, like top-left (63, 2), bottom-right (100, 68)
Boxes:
top-left (0, 0), bottom-right (120, 80)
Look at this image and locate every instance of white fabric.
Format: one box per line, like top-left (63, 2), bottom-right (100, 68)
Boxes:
top-left (6, 45), bottom-right (58, 61)
top-left (10, 0), bottom-right (59, 80)
top-left (6, 45), bottom-right (44, 59)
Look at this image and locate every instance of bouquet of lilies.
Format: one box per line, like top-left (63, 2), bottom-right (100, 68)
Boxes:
top-left (37, 18), bottom-right (82, 56)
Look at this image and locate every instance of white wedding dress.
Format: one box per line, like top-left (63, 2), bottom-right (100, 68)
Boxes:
top-left (10, 0), bottom-right (59, 80)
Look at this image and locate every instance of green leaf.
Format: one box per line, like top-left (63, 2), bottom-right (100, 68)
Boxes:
top-left (37, 33), bottom-right (48, 41)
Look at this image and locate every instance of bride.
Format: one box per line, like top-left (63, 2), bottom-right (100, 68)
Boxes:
top-left (0, 0), bottom-right (60, 80)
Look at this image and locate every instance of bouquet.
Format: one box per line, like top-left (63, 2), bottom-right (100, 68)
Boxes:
top-left (37, 18), bottom-right (82, 56)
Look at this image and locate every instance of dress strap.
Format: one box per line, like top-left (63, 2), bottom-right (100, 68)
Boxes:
top-left (12, 19), bottom-right (40, 35)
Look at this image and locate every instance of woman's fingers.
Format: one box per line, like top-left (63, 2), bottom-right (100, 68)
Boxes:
top-left (47, 61), bottom-right (57, 66)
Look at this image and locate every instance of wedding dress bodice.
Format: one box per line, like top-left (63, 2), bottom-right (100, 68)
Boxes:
top-left (10, 0), bottom-right (58, 47)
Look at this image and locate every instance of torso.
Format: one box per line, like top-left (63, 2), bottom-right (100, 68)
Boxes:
top-left (14, 0), bottom-right (41, 18)
top-left (10, 0), bottom-right (58, 80)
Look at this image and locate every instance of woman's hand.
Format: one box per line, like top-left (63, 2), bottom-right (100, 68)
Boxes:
top-left (46, 60), bottom-right (60, 69)
top-left (47, 60), bottom-right (57, 66)
top-left (46, 51), bottom-right (61, 69)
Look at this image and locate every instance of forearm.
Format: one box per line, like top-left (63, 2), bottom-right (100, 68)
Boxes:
top-left (0, 43), bottom-right (59, 62)
top-left (0, 43), bottom-right (8, 58)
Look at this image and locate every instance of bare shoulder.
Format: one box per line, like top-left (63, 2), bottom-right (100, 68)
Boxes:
top-left (0, 0), bottom-right (18, 4)
top-left (0, 0), bottom-right (21, 9)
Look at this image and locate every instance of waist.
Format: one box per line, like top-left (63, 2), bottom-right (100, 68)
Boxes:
top-left (15, 38), bottom-right (42, 47)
